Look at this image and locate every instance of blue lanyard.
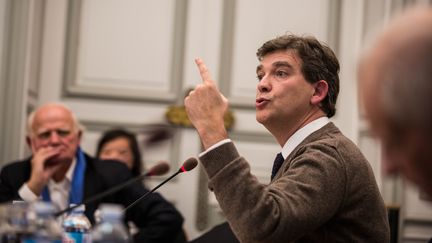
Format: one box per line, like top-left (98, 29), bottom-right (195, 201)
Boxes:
top-left (41, 147), bottom-right (87, 205)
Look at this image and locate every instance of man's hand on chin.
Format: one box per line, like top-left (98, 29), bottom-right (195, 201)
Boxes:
top-left (27, 146), bottom-right (63, 195)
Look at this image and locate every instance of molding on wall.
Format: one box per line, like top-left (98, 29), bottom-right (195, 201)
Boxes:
top-left (327, 0), bottom-right (342, 56)
top-left (219, 0), bottom-right (343, 109)
top-left (0, 0), bottom-right (31, 165)
top-left (0, 0), bottom-right (9, 166)
top-left (218, 0), bottom-right (236, 107)
top-left (27, 0), bottom-right (44, 103)
top-left (61, 0), bottom-right (188, 103)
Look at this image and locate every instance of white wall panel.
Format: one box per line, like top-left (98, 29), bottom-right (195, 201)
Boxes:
top-left (79, 0), bottom-right (173, 88)
top-left (358, 129), bottom-right (383, 191)
top-left (0, 0), bottom-right (45, 163)
top-left (223, 0), bottom-right (339, 107)
top-left (182, 0), bottom-right (223, 89)
top-left (39, 0), bottom-right (69, 103)
top-left (63, 0), bottom-right (187, 101)
top-left (0, 0), bottom-right (7, 163)
top-left (334, 0), bottom-right (364, 142)
top-left (0, 0), bottom-right (6, 87)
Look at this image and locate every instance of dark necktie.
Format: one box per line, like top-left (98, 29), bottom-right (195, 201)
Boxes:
top-left (271, 153), bottom-right (284, 181)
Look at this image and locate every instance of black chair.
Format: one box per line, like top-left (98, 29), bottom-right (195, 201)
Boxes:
top-left (189, 222), bottom-right (239, 243)
top-left (387, 204), bottom-right (399, 243)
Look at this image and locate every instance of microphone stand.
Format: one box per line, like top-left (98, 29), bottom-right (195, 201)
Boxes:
top-left (123, 170), bottom-right (181, 212)
top-left (54, 172), bottom-right (149, 217)
top-left (123, 158), bottom-right (198, 212)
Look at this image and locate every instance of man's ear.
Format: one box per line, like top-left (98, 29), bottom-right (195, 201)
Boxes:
top-left (311, 80), bottom-right (328, 105)
top-left (26, 136), bottom-right (36, 152)
top-left (77, 130), bottom-right (83, 141)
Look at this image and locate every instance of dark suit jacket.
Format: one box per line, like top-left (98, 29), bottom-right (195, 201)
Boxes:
top-left (0, 153), bottom-right (185, 243)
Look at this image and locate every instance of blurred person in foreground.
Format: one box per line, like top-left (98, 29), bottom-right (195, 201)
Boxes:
top-left (359, 7), bottom-right (432, 196)
top-left (0, 103), bottom-right (185, 243)
top-left (184, 34), bottom-right (390, 242)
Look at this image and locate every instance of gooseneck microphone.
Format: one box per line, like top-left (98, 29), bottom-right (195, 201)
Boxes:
top-left (54, 161), bottom-right (170, 217)
top-left (123, 157), bottom-right (198, 212)
top-left (144, 162), bottom-right (171, 176)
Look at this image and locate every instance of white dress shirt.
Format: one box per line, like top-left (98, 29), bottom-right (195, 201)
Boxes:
top-left (280, 117), bottom-right (330, 160)
top-left (18, 159), bottom-right (77, 211)
top-left (200, 117), bottom-right (330, 162)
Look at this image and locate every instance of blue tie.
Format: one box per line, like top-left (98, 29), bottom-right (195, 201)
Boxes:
top-left (271, 153), bottom-right (284, 181)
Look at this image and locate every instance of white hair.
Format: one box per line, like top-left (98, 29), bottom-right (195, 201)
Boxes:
top-left (26, 103), bottom-right (85, 137)
top-left (359, 7), bottom-right (432, 135)
top-left (377, 8), bottom-right (432, 133)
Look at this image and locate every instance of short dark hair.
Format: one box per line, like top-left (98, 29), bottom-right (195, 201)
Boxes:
top-left (256, 34), bottom-right (340, 118)
top-left (96, 128), bottom-right (142, 176)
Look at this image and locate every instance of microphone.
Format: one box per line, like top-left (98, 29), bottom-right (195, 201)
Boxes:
top-left (123, 157), bottom-right (198, 212)
top-left (54, 161), bottom-right (170, 217)
top-left (145, 162), bottom-right (170, 176)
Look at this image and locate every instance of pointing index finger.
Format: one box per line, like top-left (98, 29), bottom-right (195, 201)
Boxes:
top-left (195, 58), bottom-right (213, 84)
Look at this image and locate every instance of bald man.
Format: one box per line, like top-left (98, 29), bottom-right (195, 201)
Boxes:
top-left (359, 7), bottom-right (432, 196)
top-left (0, 103), bottom-right (185, 243)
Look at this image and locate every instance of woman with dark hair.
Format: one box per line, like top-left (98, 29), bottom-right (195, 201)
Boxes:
top-left (96, 128), bottom-right (188, 242)
top-left (96, 129), bottom-right (143, 176)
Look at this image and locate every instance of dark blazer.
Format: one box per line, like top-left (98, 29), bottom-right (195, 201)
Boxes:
top-left (0, 153), bottom-right (185, 243)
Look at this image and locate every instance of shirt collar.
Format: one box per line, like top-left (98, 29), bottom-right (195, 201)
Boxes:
top-left (48, 158), bottom-right (77, 186)
top-left (280, 117), bottom-right (330, 159)
top-left (66, 158), bottom-right (77, 182)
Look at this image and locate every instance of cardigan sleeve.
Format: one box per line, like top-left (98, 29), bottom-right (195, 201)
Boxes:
top-left (199, 141), bottom-right (346, 243)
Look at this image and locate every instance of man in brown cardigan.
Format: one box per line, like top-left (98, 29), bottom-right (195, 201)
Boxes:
top-left (185, 34), bottom-right (390, 242)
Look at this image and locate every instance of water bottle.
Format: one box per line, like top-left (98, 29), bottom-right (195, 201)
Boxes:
top-left (91, 204), bottom-right (130, 243)
top-left (62, 205), bottom-right (91, 243)
top-left (0, 202), bottom-right (19, 243)
top-left (0, 201), bottom-right (32, 242)
top-left (22, 201), bottom-right (63, 243)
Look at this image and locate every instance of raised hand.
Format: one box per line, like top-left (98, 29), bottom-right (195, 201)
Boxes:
top-left (184, 58), bottom-right (229, 149)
